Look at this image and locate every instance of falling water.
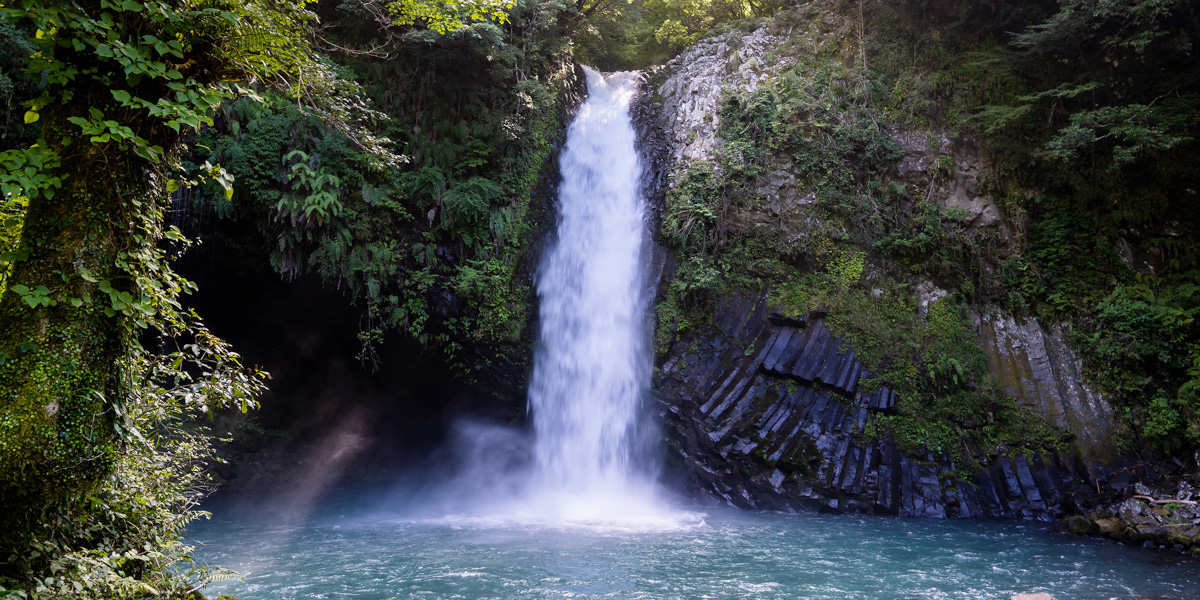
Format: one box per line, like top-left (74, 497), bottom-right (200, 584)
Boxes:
top-left (526, 67), bottom-right (658, 517)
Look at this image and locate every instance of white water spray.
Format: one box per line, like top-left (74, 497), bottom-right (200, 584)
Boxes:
top-left (399, 68), bottom-right (690, 528)
top-left (525, 67), bottom-right (661, 519)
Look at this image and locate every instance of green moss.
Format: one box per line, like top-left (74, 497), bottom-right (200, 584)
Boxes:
top-left (752, 387), bottom-right (780, 413)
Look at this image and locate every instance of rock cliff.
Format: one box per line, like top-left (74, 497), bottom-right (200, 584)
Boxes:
top-left (636, 11), bottom-right (1145, 522)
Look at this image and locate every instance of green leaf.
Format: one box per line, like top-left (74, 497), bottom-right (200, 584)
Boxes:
top-left (111, 90), bottom-right (132, 103)
top-left (9, 284), bottom-right (29, 295)
top-left (23, 111), bottom-right (38, 124)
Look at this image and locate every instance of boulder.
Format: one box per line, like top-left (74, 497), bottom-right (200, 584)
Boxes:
top-left (1065, 515), bottom-right (1095, 534)
top-left (1095, 517), bottom-right (1123, 534)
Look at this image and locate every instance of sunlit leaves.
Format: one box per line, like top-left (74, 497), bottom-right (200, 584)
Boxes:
top-left (387, 0), bottom-right (516, 34)
top-left (274, 149), bottom-right (345, 229)
top-left (0, 147), bottom-right (62, 200)
top-left (1042, 103), bottom-right (1192, 168)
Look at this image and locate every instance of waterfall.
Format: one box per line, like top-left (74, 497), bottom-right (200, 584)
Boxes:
top-left (526, 67), bottom-right (658, 516)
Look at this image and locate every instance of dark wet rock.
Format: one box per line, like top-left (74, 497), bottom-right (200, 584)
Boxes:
top-left (655, 290), bottom-right (1102, 519)
top-left (633, 9), bottom-right (1197, 542)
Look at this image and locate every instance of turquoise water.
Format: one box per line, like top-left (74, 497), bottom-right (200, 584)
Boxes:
top-left (190, 490), bottom-right (1200, 599)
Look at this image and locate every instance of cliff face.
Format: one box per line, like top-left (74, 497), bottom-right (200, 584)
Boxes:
top-left (976, 313), bottom-right (1119, 470)
top-left (655, 293), bottom-right (1098, 518)
top-left (636, 11), bottom-right (1139, 520)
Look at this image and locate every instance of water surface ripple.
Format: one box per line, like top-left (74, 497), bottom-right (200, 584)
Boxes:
top-left (191, 492), bottom-right (1200, 600)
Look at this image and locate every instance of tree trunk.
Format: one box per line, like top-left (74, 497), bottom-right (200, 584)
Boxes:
top-left (0, 111), bottom-right (170, 512)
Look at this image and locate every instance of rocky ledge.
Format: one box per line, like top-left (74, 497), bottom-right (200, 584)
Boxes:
top-left (1067, 478), bottom-right (1200, 559)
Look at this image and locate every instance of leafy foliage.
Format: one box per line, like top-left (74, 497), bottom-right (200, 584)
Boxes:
top-left (196, 0), bottom-right (578, 376)
top-left (570, 0), bottom-right (794, 68)
top-left (0, 193), bottom-right (23, 292)
top-left (0, 0), bottom-right (392, 594)
top-left (639, 0), bottom-right (787, 57)
top-left (388, 0), bottom-right (516, 33)
top-left (1077, 280), bottom-right (1200, 453)
top-left (0, 329), bottom-right (266, 599)
top-left (0, 21), bottom-right (37, 149)
top-left (868, 0), bottom-right (1200, 456)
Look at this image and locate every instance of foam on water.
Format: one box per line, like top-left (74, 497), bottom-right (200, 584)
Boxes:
top-left (348, 67), bottom-right (687, 531)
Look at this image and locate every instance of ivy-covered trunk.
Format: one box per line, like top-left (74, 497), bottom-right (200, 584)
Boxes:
top-left (0, 112), bottom-right (173, 513)
top-left (0, 0), bottom-right (355, 528)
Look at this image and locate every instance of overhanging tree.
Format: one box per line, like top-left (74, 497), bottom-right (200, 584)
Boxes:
top-left (0, 1), bottom-right (517, 593)
top-left (0, 0), bottom-right (402, 514)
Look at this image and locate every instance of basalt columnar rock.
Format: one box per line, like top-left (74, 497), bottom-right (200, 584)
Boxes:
top-left (655, 290), bottom-right (1098, 519)
top-left (976, 313), bottom-right (1120, 470)
top-left (638, 15), bottom-right (1120, 519)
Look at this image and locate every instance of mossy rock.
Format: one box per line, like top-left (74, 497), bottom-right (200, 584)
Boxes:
top-left (1095, 517), bottom-right (1123, 534)
top-left (1064, 515), bottom-right (1097, 535)
top-left (1113, 526), bottom-right (1140, 543)
top-left (1167, 531), bottom-right (1198, 547)
top-left (186, 592), bottom-right (237, 600)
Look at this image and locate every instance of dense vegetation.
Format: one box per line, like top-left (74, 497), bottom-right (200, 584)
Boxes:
top-left (653, 0), bottom-right (1199, 464)
top-left (652, 10), bottom-right (1072, 462)
top-left (0, 0), bottom-right (1198, 595)
top-left (192, 0), bottom-right (579, 381)
top-left (872, 0), bottom-right (1200, 457)
top-left (0, 0), bottom-right (529, 595)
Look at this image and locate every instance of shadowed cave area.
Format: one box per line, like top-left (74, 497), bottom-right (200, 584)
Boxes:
top-left (184, 218), bottom-right (525, 490)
